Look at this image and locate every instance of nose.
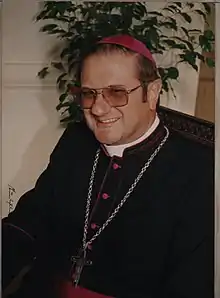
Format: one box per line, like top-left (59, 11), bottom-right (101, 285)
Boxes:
top-left (91, 92), bottom-right (111, 116)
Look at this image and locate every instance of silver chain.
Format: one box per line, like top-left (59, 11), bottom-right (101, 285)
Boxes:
top-left (82, 127), bottom-right (170, 250)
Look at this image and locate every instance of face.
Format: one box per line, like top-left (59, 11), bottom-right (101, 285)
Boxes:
top-left (81, 52), bottom-right (161, 145)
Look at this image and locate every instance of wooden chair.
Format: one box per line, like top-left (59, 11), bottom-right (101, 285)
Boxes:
top-left (159, 106), bottom-right (214, 147)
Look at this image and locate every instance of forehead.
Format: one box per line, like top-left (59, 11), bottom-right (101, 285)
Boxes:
top-left (80, 52), bottom-right (138, 87)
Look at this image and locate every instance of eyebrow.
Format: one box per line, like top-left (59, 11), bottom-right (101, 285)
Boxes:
top-left (81, 84), bottom-right (127, 89)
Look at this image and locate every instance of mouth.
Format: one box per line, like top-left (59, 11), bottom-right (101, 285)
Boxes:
top-left (96, 117), bottom-right (119, 126)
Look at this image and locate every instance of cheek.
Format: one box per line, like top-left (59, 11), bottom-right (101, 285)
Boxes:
top-left (83, 111), bottom-right (94, 126)
top-left (119, 101), bottom-right (142, 122)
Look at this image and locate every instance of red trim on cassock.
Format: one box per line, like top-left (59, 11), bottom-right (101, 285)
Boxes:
top-left (58, 281), bottom-right (113, 298)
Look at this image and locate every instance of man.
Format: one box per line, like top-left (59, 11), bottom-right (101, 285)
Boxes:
top-left (2, 35), bottom-right (214, 298)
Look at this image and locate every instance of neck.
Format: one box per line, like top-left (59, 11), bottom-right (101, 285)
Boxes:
top-left (104, 114), bottom-right (160, 157)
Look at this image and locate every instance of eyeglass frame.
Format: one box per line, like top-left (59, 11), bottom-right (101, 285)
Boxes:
top-left (75, 82), bottom-right (147, 109)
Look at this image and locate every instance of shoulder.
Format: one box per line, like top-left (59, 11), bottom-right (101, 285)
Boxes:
top-left (168, 130), bottom-right (214, 231)
top-left (167, 128), bottom-right (214, 177)
top-left (50, 121), bottom-right (99, 162)
top-left (57, 121), bottom-right (96, 147)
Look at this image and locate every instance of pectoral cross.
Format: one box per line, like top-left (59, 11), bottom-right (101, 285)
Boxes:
top-left (70, 248), bottom-right (92, 287)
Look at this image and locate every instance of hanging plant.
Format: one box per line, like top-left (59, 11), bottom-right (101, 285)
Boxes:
top-left (35, 1), bottom-right (215, 124)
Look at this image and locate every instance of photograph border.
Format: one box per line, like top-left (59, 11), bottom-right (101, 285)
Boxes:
top-left (215, 2), bottom-right (219, 297)
top-left (0, 1), bottom-right (219, 297)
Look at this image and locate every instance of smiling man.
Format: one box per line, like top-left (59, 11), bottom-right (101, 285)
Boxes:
top-left (80, 40), bottom-right (159, 147)
top-left (2, 35), bottom-right (214, 298)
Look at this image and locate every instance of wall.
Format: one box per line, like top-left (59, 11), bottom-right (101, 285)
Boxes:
top-left (2, 0), bottom-right (64, 217)
top-left (195, 5), bottom-right (215, 122)
top-left (1, 0), bottom-right (207, 217)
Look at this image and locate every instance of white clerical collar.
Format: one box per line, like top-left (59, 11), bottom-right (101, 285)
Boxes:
top-left (104, 115), bottom-right (160, 157)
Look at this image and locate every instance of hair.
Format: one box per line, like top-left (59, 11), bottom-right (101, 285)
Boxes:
top-left (75, 43), bottom-right (160, 106)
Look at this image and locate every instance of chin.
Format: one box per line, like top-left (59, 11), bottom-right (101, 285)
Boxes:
top-left (94, 132), bottom-right (121, 145)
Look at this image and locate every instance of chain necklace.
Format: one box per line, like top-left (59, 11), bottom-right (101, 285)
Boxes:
top-left (70, 126), bottom-right (169, 287)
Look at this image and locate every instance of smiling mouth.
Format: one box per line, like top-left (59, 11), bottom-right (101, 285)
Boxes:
top-left (97, 118), bottom-right (119, 125)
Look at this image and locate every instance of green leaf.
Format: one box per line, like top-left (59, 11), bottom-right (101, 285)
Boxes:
top-left (153, 42), bottom-right (166, 51)
top-left (55, 1), bottom-right (72, 15)
top-left (50, 29), bottom-right (69, 36)
top-left (162, 38), bottom-right (189, 51)
top-left (204, 30), bottom-right (215, 41)
top-left (52, 62), bottom-right (65, 71)
top-left (133, 3), bottom-right (147, 17)
top-left (54, 16), bottom-right (70, 22)
top-left (188, 29), bottom-right (202, 34)
top-left (163, 7), bottom-right (175, 13)
top-left (158, 67), bottom-right (165, 77)
top-left (36, 0), bottom-right (214, 124)
top-left (148, 11), bottom-right (163, 17)
top-left (161, 39), bottom-right (176, 47)
top-left (195, 9), bottom-right (207, 21)
top-left (173, 2), bottom-right (182, 8)
top-left (56, 101), bottom-right (71, 111)
top-left (144, 17), bottom-right (158, 28)
top-left (153, 50), bottom-right (164, 55)
top-left (145, 28), bottom-right (160, 46)
top-left (202, 3), bottom-right (211, 14)
top-left (60, 102), bottom-right (83, 123)
top-left (68, 61), bottom-right (78, 76)
top-left (60, 47), bottom-right (70, 59)
top-left (186, 3), bottom-right (194, 9)
top-left (167, 5), bottom-right (181, 12)
top-left (206, 57), bottom-right (215, 68)
top-left (199, 35), bottom-right (212, 52)
top-left (181, 27), bottom-right (189, 37)
top-left (58, 79), bottom-right (67, 91)
top-left (190, 63), bottom-right (198, 71)
top-left (35, 9), bottom-right (50, 21)
top-left (162, 80), bottom-right (169, 92)
top-left (199, 35), bottom-right (206, 46)
top-left (59, 93), bottom-right (68, 103)
top-left (167, 17), bottom-right (177, 28)
top-left (67, 82), bottom-right (80, 93)
top-left (167, 67), bottom-right (179, 79)
top-left (180, 13), bottom-right (192, 23)
top-left (172, 37), bottom-right (194, 51)
top-left (159, 21), bottom-right (177, 31)
top-left (40, 24), bottom-right (58, 33)
top-left (68, 102), bottom-right (83, 120)
top-left (56, 73), bottom-right (67, 84)
top-left (38, 67), bottom-right (49, 79)
top-left (179, 52), bottom-right (198, 71)
top-left (173, 44), bottom-right (187, 50)
top-left (195, 52), bottom-right (205, 62)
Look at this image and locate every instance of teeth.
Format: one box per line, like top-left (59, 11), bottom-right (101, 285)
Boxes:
top-left (99, 118), bottom-right (118, 123)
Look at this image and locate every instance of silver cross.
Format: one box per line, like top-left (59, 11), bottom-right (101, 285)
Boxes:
top-left (70, 248), bottom-right (92, 287)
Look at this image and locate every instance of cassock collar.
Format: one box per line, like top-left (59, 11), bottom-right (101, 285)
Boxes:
top-left (103, 115), bottom-right (160, 158)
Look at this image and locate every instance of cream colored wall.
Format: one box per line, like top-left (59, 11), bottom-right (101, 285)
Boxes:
top-left (142, 3), bottom-right (205, 115)
top-left (1, 0), bottom-right (206, 217)
top-left (2, 0), bottom-right (65, 217)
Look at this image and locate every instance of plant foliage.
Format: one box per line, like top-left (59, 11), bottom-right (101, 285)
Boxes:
top-left (35, 1), bottom-right (215, 123)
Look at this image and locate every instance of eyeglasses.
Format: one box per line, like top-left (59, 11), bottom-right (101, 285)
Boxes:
top-left (73, 84), bottom-right (144, 109)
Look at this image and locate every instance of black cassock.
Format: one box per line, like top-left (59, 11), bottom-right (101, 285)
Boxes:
top-left (2, 121), bottom-right (214, 298)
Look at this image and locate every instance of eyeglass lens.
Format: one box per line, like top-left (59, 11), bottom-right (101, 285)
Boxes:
top-left (77, 87), bottom-right (129, 109)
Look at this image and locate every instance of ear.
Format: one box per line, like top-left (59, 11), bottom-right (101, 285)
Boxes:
top-left (146, 79), bottom-right (162, 110)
